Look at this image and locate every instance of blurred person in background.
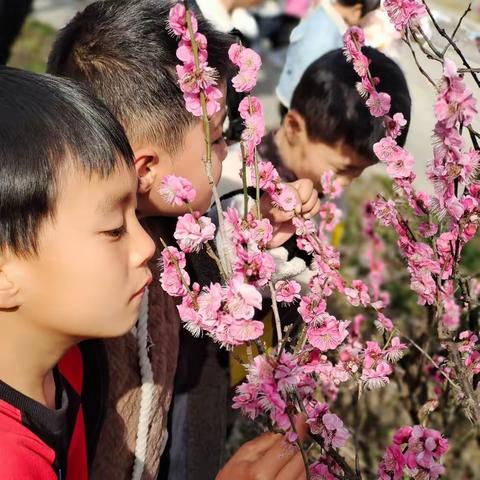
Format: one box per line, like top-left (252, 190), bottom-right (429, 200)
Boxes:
top-left (0, 0), bottom-right (33, 64)
top-left (276, 0), bottom-right (380, 109)
top-left (194, 0), bottom-right (263, 145)
top-left (195, 0), bottom-right (263, 43)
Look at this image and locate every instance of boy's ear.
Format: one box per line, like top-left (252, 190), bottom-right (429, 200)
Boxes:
top-left (134, 147), bottom-right (160, 195)
top-left (283, 110), bottom-right (308, 145)
top-left (0, 262), bottom-right (21, 310)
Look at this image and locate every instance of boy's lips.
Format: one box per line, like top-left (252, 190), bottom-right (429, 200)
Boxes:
top-left (130, 273), bottom-right (153, 301)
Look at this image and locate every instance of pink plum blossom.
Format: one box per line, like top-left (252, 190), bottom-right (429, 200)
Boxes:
top-left (225, 277), bottom-right (262, 320)
top-left (345, 280), bottom-right (371, 307)
top-left (271, 183), bottom-right (299, 212)
top-left (366, 91), bottom-right (391, 117)
top-left (386, 112), bottom-right (408, 139)
top-left (159, 175), bottom-right (196, 205)
top-left (307, 319), bottom-right (350, 351)
top-left (375, 312), bottom-right (394, 333)
top-left (183, 84), bottom-right (223, 117)
top-left (384, 0), bottom-right (427, 31)
top-left (385, 337), bottom-right (408, 363)
top-left (228, 319), bottom-right (264, 342)
top-left (275, 280), bottom-right (301, 303)
top-left (361, 361), bottom-right (393, 390)
top-left (174, 212), bottom-right (216, 253)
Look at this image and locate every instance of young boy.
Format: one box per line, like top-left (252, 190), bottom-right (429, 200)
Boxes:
top-left (277, 0), bottom-right (381, 108)
top-left (260, 46), bottom-right (411, 190)
top-left (0, 66), bottom-right (155, 478)
top-left (47, 1), bottom-right (316, 479)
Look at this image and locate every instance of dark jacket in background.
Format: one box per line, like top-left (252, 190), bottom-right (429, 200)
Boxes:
top-left (158, 217), bottom-right (229, 480)
top-left (0, 0), bottom-right (33, 64)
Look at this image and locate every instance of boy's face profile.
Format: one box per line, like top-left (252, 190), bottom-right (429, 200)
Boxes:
top-left (281, 109), bottom-right (373, 189)
top-left (4, 161), bottom-right (155, 340)
top-left (135, 84), bottom-right (228, 217)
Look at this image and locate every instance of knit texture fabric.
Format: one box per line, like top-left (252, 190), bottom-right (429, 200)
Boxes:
top-left (91, 218), bottom-right (180, 480)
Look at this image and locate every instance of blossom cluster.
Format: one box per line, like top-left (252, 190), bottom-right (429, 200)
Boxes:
top-left (168, 2), bottom-right (222, 117)
top-left (429, 60), bottom-right (479, 223)
top-left (232, 351), bottom-right (350, 450)
top-left (383, 0), bottom-right (427, 32)
top-left (159, 175), bottom-right (265, 345)
top-left (160, 1), bottom-right (471, 475)
top-left (344, 26), bottom-right (480, 329)
top-left (457, 330), bottom-right (480, 374)
top-left (228, 43), bottom-right (261, 93)
top-left (378, 425), bottom-right (449, 480)
top-left (233, 172), bottom-right (408, 415)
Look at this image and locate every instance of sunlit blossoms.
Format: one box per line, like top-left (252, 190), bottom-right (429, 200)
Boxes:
top-left (168, 2), bottom-right (222, 117)
top-left (174, 212), bottom-right (216, 253)
top-left (384, 0), bottom-right (427, 32)
top-left (228, 43), bottom-right (262, 92)
top-left (229, 44), bottom-right (265, 165)
top-left (159, 174), bottom-right (196, 205)
top-left (160, 1), bottom-right (480, 476)
top-left (379, 426), bottom-right (449, 479)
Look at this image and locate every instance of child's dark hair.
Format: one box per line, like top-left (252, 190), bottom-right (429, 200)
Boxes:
top-left (47, 0), bottom-right (233, 154)
top-left (0, 67), bottom-right (133, 255)
top-left (338, 0), bottom-right (381, 16)
top-left (290, 47), bottom-right (411, 163)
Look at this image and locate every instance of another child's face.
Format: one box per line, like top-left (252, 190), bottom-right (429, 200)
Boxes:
top-left (146, 85), bottom-right (228, 217)
top-left (16, 162), bottom-right (155, 340)
top-left (292, 138), bottom-right (373, 189)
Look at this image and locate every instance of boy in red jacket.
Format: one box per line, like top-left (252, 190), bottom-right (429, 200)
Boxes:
top-left (0, 66), bottom-right (155, 479)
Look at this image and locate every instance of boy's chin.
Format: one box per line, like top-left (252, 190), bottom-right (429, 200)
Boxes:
top-left (95, 311), bottom-right (142, 339)
top-left (191, 195), bottom-right (214, 216)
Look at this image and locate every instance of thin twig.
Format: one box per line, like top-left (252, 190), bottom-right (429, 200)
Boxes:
top-left (468, 126), bottom-right (480, 151)
top-left (240, 143), bottom-right (249, 219)
top-left (185, 4), bottom-right (232, 278)
top-left (459, 68), bottom-right (480, 74)
top-left (254, 152), bottom-right (261, 218)
top-left (410, 27), bottom-right (443, 63)
top-left (269, 281), bottom-right (283, 345)
top-left (205, 241), bottom-right (228, 280)
top-left (442, 2), bottom-right (472, 56)
top-left (309, 433), bottom-right (360, 480)
top-left (448, 342), bottom-right (480, 425)
top-left (398, 329), bottom-right (460, 391)
top-left (416, 25), bottom-right (443, 59)
top-left (420, 0), bottom-right (480, 88)
top-left (403, 36), bottom-right (438, 88)
top-left (352, 386), bottom-right (362, 478)
top-left (286, 410), bottom-right (311, 480)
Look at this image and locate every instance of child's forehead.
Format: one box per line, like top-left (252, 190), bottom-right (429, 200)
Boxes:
top-left (58, 161), bottom-right (137, 209)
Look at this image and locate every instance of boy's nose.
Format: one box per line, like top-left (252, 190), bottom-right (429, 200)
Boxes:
top-left (136, 224), bottom-right (156, 266)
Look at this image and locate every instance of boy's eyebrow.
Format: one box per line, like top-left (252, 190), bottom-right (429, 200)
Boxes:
top-left (97, 191), bottom-right (135, 215)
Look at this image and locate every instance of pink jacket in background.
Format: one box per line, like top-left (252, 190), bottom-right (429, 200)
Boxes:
top-left (285, 0), bottom-right (310, 18)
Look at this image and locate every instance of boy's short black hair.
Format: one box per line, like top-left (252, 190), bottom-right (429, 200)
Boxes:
top-left (0, 66), bottom-right (133, 255)
top-left (338, 0), bottom-right (381, 16)
top-left (47, 0), bottom-right (233, 154)
top-left (290, 47), bottom-right (411, 163)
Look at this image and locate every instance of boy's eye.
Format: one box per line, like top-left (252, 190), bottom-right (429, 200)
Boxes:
top-left (103, 225), bottom-right (127, 240)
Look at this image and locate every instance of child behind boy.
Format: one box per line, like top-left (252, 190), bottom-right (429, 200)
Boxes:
top-left (264, 46), bottom-right (411, 189)
top-left (47, 1), bottom-right (316, 479)
top-left (0, 66), bottom-right (155, 478)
